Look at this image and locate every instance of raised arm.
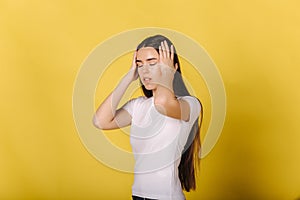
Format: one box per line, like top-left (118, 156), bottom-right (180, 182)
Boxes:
top-left (93, 51), bottom-right (138, 130)
top-left (152, 40), bottom-right (191, 121)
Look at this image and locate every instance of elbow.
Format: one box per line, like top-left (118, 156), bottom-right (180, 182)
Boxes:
top-left (92, 114), bottom-right (112, 130)
top-left (93, 115), bottom-right (104, 130)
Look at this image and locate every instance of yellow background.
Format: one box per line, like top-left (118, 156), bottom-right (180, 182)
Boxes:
top-left (1, 0), bottom-right (300, 199)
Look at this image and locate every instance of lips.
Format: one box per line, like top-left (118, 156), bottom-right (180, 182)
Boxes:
top-left (143, 77), bottom-right (151, 84)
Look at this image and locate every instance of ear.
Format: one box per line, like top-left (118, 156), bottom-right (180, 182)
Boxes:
top-left (175, 63), bottom-right (178, 71)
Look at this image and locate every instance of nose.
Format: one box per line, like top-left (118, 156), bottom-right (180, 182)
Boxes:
top-left (141, 64), bottom-right (150, 73)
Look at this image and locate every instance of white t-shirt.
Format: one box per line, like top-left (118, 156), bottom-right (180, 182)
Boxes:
top-left (123, 96), bottom-right (201, 200)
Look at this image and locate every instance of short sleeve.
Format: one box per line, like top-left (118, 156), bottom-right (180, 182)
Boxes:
top-left (181, 96), bottom-right (201, 123)
top-left (121, 98), bottom-right (136, 116)
top-left (121, 96), bottom-right (145, 116)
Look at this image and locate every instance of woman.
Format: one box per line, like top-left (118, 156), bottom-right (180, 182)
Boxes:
top-left (93, 35), bottom-right (202, 200)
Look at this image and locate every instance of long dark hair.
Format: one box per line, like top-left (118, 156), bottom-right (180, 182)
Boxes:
top-left (136, 34), bottom-right (203, 191)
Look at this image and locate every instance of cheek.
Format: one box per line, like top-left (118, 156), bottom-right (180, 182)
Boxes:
top-left (137, 69), bottom-right (142, 77)
top-left (151, 67), bottom-right (162, 77)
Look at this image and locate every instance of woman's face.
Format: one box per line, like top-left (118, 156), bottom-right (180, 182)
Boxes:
top-left (136, 47), bottom-right (161, 91)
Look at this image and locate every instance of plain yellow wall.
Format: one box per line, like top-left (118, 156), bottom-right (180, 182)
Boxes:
top-left (1, 0), bottom-right (300, 199)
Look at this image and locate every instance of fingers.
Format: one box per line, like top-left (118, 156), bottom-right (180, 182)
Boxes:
top-left (170, 44), bottom-right (174, 60)
top-left (158, 40), bottom-right (177, 71)
top-left (159, 40), bottom-right (174, 60)
top-left (163, 40), bottom-right (170, 58)
top-left (161, 41), bottom-right (167, 58)
top-left (129, 51), bottom-right (139, 81)
top-left (159, 45), bottom-right (162, 61)
top-left (160, 40), bottom-right (170, 58)
top-left (132, 50), bottom-right (137, 64)
top-left (131, 50), bottom-right (137, 69)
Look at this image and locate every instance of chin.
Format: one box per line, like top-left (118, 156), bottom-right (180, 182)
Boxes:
top-left (144, 84), bottom-right (156, 91)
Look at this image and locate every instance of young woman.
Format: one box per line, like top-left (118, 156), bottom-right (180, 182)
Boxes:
top-left (93, 35), bottom-right (202, 200)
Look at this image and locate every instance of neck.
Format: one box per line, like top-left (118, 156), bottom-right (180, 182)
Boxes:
top-left (152, 85), bottom-right (176, 100)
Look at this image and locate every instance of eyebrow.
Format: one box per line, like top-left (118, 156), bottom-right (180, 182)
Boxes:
top-left (136, 58), bottom-right (158, 62)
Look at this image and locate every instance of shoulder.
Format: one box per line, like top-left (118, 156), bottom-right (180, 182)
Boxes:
top-left (178, 96), bottom-right (202, 121)
top-left (178, 96), bottom-right (201, 109)
top-left (128, 96), bottom-right (148, 105)
top-left (122, 96), bottom-right (149, 110)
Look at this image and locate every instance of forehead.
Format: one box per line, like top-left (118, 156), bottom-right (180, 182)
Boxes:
top-left (136, 47), bottom-right (158, 60)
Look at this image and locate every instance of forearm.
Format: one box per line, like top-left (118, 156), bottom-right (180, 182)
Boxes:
top-left (93, 72), bottom-right (133, 128)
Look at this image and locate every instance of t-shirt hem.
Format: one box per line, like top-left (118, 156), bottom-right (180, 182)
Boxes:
top-left (132, 190), bottom-right (185, 200)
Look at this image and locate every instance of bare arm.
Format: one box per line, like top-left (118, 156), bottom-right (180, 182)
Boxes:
top-left (153, 40), bottom-right (191, 121)
top-left (93, 52), bottom-right (138, 130)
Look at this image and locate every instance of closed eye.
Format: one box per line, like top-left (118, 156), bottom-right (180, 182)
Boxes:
top-left (149, 63), bottom-right (157, 66)
top-left (136, 61), bottom-right (143, 68)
